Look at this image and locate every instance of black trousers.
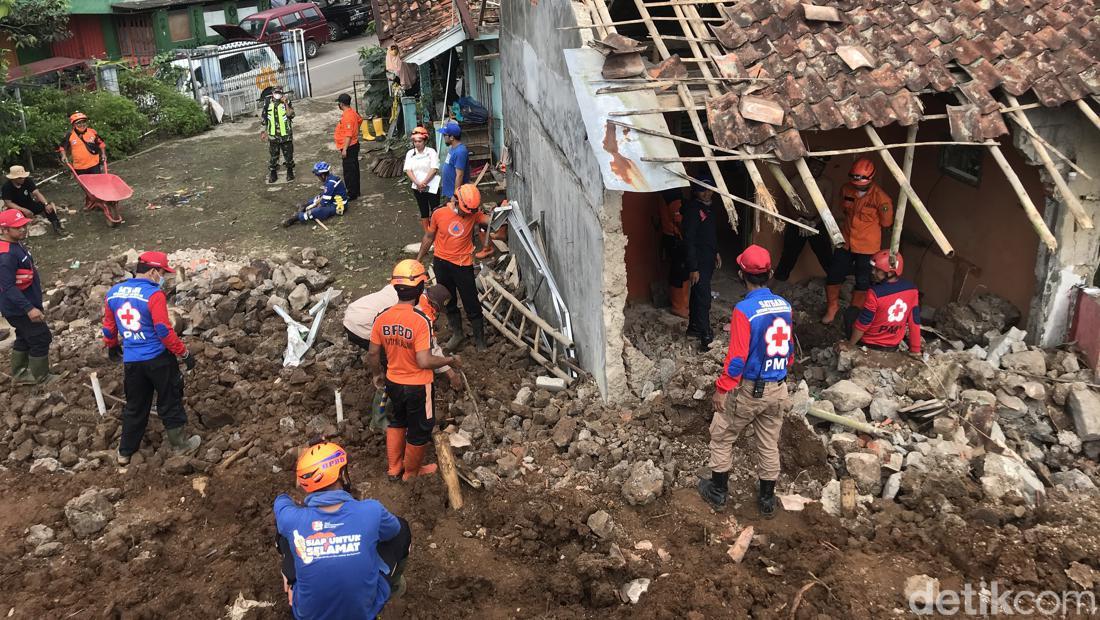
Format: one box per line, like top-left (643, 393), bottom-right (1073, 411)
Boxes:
top-left (826, 248), bottom-right (873, 290)
top-left (688, 256), bottom-right (716, 338)
top-left (386, 380), bottom-right (434, 446)
top-left (119, 350), bottom-right (187, 457)
top-left (412, 189), bottom-right (441, 219)
top-left (4, 312), bottom-right (51, 356)
top-left (342, 142), bottom-right (361, 200)
top-left (661, 234), bottom-right (689, 287)
top-left (433, 257), bottom-right (482, 321)
top-left (278, 516), bottom-right (412, 588)
top-left (775, 225), bottom-right (833, 281)
top-left (268, 138), bottom-right (294, 173)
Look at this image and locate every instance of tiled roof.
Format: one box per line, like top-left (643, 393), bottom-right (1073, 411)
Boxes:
top-left (373, 0), bottom-right (460, 54)
top-left (372, 0), bottom-right (498, 55)
top-left (698, 0), bottom-right (1100, 160)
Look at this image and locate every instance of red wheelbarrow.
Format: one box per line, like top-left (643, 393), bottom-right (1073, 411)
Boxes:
top-left (67, 162), bottom-right (130, 226)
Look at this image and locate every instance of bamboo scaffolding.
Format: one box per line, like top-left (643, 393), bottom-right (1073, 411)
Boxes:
top-left (987, 143), bottom-right (1058, 250)
top-left (890, 125), bottom-right (919, 260)
top-left (630, 0), bottom-right (741, 227)
top-left (1004, 94), bottom-right (1093, 229)
top-left (663, 166), bottom-right (819, 234)
top-left (920, 102), bottom-right (1041, 120)
top-left (640, 139), bottom-right (997, 162)
top-left (794, 157), bottom-right (845, 246)
top-left (660, 0), bottom-right (781, 227)
top-left (995, 101), bottom-right (1090, 180)
top-left (864, 125), bottom-right (955, 256)
top-left (1077, 99), bottom-right (1100, 132)
top-left (767, 162), bottom-right (809, 215)
top-left (560, 15), bottom-right (724, 29)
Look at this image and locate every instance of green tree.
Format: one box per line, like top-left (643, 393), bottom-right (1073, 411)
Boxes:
top-left (0, 0), bottom-right (71, 48)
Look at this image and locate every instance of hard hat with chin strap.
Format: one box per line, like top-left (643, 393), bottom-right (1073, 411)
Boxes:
top-left (296, 441), bottom-right (348, 493)
top-left (870, 250), bottom-right (903, 276)
top-left (454, 184), bottom-right (481, 214)
top-left (391, 259), bottom-right (428, 287)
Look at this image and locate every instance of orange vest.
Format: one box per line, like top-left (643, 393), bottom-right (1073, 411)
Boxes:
top-left (839, 183), bottom-right (894, 254)
top-left (62, 128), bottom-right (104, 171)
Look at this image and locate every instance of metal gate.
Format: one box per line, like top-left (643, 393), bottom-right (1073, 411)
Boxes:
top-left (178, 29), bottom-right (312, 119)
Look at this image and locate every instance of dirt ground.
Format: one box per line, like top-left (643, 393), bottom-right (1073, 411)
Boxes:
top-left (4, 102), bottom-right (1100, 619)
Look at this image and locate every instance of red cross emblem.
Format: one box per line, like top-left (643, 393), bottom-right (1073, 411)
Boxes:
top-left (887, 299), bottom-right (908, 323)
top-left (116, 302), bottom-right (142, 332)
top-left (765, 317), bottom-right (791, 357)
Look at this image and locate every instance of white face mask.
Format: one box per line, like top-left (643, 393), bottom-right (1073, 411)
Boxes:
top-left (273, 93), bottom-right (283, 100)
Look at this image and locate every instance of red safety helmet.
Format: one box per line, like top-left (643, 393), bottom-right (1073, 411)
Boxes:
top-left (454, 184), bottom-right (482, 214)
top-left (296, 441), bottom-right (348, 493)
top-left (411, 126), bottom-right (430, 139)
top-left (69, 112), bottom-right (89, 125)
top-left (391, 258), bottom-right (428, 287)
top-left (870, 250), bottom-right (903, 277)
top-left (849, 158), bottom-right (875, 189)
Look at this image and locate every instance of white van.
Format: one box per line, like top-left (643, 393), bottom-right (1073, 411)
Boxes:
top-left (172, 41), bottom-right (282, 115)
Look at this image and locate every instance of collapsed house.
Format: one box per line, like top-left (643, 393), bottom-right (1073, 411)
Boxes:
top-left (500, 0), bottom-right (1100, 400)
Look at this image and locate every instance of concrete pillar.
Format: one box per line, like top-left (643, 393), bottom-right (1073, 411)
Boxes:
top-left (1024, 108), bottom-right (1100, 347)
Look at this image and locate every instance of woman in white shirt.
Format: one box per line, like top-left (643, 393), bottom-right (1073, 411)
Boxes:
top-left (403, 126), bottom-right (440, 231)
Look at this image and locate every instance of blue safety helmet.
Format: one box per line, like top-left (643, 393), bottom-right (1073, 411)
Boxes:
top-left (312, 161), bottom-right (331, 176)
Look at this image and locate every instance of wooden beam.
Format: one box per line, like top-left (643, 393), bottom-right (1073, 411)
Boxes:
top-left (1004, 94), bottom-right (1093, 229)
top-left (920, 102), bottom-right (1042, 120)
top-left (890, 124), bottom-right (919, 260)
top-left (607, 118), bottom-right (751, 158)
top-left (1077, 99), bottom-right (1100, 133)
top-left (986, 143), bottom-right (1058, 250)
top-left (662, 166), bottom-right (820, 234)
top-left (863, 125), bottom-right (955, 257)
top-left (794, 158), bottom-right (845, 246)
top-left (767, 162), bottom-right (808, 215)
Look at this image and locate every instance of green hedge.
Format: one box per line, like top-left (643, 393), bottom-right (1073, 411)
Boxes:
top-left (119, 71), bottom-right (209, 137)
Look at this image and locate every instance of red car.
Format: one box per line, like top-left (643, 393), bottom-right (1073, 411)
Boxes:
top-left (213, 2), bottom-right (329, 59)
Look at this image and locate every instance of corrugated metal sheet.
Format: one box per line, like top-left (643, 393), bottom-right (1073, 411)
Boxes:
top-left (563, 47), bottom-right (686, 193)
top-left (52, 15), bottom-right (109, 60)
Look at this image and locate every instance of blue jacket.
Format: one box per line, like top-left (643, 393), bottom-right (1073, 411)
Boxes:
top-left (274, 490), bottom-right (401, 620)
top-left (716, 288), bottom-right (794, 393)
top-left (102, 278), bottom-right (187, 362)
top-left (301, 175), bottom-right (348, 222)
top-left (0, 240), bottom-right (41, 316)
top-left (440, 142), bottom-right (468, 198)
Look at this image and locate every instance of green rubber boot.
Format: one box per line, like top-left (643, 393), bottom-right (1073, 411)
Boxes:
top-left (10, 350), bottom-right (30, 384)
top-left (165, 427), bottom-right (201, 455)
top-left (25, 355), bottom-right (53, 385)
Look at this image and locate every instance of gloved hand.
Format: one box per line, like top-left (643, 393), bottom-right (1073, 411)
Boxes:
top-left (108, 345), bottom-right (122, 362)
top-left (797, 217), bottom-right (816, 238)
top-left (181, 352), bottom-right (196, 371)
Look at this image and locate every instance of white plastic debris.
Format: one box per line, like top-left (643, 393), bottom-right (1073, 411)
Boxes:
top-left (274, 289), bottom-right (338, 367)
top-left (620, 578), bottom-right (651, 604)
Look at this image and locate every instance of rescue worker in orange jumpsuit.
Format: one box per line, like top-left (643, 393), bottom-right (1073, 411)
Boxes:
top-left (821, 158), bottom-right (894, 324)
top-left (659, 188), bottom-right (690, 318)
top-left (58, 112), bottom-right (107, 212)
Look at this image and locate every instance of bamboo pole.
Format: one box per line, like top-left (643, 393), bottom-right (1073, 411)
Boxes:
top-left (807, 407), bottom-right (887, 437)
top-left (794, 158), bottom-right (845, 246)
top-left (480, 274), bottom-right (573, 347)
top-left (640, 140), bottom-right (997, 162)
top-left (662, 166), bottom-right (819, 233)
top-left (1004, 94), bottom-right (1093, 229)
top-left (1077, 99), bottom-right (1100, 133)
top-left (1001, 111), bottom-right (1091, 180)
top-left (433, 430), bottom-right (464, 510)
top-left (629, 0), bottom-right (741, 228)
top-left (986, 143), bottom-right (1058, 250)
top-left (480, 310), bottom-right (573, 382)
top-left (767, 162), bottom-right (809, 214)
top-left (864, 126), bottom-right (955, 257)
top-left (890, 125), bottom-right (919, 261)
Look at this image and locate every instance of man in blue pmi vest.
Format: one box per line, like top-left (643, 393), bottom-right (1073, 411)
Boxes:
top-left (698, 245), bottom-right (793, 519)
top-left (102, 251), bottom-right (200, 466)
top-left (284, 162), bottom-right (348, 227)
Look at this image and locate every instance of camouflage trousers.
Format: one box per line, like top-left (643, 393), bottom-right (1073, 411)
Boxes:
top-left (268, 137), bottom-right (294, 174)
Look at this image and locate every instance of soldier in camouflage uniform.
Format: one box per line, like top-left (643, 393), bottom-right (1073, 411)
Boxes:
top-left (261, 86), bottom-right (295, 183)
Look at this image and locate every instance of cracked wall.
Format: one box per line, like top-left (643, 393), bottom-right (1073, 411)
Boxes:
top-left (499, 0), bottom-right (630, 400)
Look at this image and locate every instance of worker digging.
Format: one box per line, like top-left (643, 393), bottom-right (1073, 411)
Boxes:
top-left (6, 2), bottom-right (1100, 617)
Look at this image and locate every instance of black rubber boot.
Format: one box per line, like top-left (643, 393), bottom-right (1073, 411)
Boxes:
top-left (268, 170), bottom-right (278, 184)
top-left (758, 479), bottom-right (777, 519)
top-left (286, 167), bottom-right (295, 182)
top-left (46, 211), bottom-right (64, 235)
top-left (698, 471), bottom-right (729, 509)
top-left (283, 215), bottom-right (299, 228)
top-left (470, 316), bottom-right (487, 352)
top-left (444, 310), bottom-right (465, 351)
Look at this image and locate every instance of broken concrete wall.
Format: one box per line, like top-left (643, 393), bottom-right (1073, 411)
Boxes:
top-left (1021, 107), bottom-right (1100, 347)
top-left (500, 0), bottom-right (629, 400)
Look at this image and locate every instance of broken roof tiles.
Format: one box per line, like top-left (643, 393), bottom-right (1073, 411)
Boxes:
top-left (655, 0), bottom-right (1100, 160)
top-left (373, 0), bottom-right (498, 55)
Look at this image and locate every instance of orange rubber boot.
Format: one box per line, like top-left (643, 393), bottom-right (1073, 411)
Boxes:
top-left (401, 443), bottom-right (438, 480)
top-left (668, 283), bottom-right (690, 318)
top-left (385, 427), bottom-right (406, 480)
top-left (851, 290), bottom-right (867, 310)
top-left (821, 284), bottom-right (842, 324)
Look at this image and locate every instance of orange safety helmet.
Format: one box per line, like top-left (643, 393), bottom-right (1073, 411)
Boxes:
top-left (849, 158), bottom-right (875, 189)
top-left (69, 112), bottom-right (89, 125)
top-left (411, 126), bottom-right (430, 139)
top-left (870, 249), bottom-right (903, 277)
top-left (296, 441), bottom-right (348, 493)
top-left (454, 184), bottom-right (481, 214)
top-left (391, 258), bottom-right (428, 287)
